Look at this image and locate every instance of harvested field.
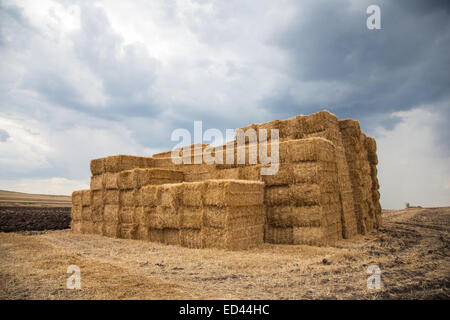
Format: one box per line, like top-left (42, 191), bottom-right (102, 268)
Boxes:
top-left (0, 206), bottom-right (71, 232)
top-left (1, 207), bottom-right (448, 299)
top-left (0, 190), bottom-right (71, 207)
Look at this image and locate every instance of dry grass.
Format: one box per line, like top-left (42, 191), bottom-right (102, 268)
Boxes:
top-left (0, 190), bottom-right (71, 207)
top-left (1, 207), bottom-right (449, 299)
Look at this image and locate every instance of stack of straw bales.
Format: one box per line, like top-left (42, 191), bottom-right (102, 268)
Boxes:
top-left (71, 110), bottom-right (381, 249)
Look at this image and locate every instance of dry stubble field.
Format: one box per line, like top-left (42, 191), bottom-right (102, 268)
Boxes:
top-left (0, 207), bottom-right (449, 299)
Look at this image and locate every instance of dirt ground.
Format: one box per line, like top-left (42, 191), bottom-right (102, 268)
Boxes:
top-left (0, 206), bottom-right (71, 232)
top-left (0, 207), bottom-right (448, 300)
top-left (0, 190), bottom-right (71, 207)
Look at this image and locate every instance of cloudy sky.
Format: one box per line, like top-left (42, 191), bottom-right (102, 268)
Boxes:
top-left (0, 0), bottom-right (449, 209)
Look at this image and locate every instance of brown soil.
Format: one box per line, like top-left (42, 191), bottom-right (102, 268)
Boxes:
top-left (0, 206), bottom-right (71, 232)
top-left (0, 207), bottom-right (448, 299)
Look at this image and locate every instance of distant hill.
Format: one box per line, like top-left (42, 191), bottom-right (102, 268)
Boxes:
top-left (0, 190), bottom-right (72, 207)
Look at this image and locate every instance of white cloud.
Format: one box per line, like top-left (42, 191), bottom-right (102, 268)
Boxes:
top-left (375, 107), bottom-right (450, 209)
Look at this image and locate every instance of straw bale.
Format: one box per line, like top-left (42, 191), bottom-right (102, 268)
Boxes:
top-left (160, 183), bottom-right (183, 208)
top-left (289, 183), bottom-right (321, 206)
top-left (141, 185), bottom-right (160, 207)
top-left (80, 221), bottom-right (94, 234)
top-left (227, 233), bottom-right (264, 250)
top-left (149, 229), bottom-right (165, 243)
top-left (264, 226), bottom-right (293, 244)
top-left (71, 220), bottom-right (82, 233)
top-left (105, 155), bottom-right (154, 173)
top-left (104, 172), bottom-right (119, 189)
top-left (180, 229), bottom-right (203, 248)
top-left (134, 206), bottom-right (149, 225)
top-left (136, 225), bottom-right (150, 240)
top-left (214, 167), bottom-right (241, 180)
top-left (179, 206), bottom-right (203, 229)
top-left (90, 158), bottom-right (105, 175)
top-left (152, 150), bottom-right (172, 159)
top-left (134, 168), bottom-right (184, 188)
top-left (303, 110), bottom-right (338, 133)
top-left (119, 190), bottom-right (136, 207)
top-left (203, 205), bottom-right (264, 228)
top-left (262, 164), bottom-right (293, 186)
top-left (71, 205), bottom-right (82, 221)
top-left (81, 190), bottom-right (91, 207)
top-left (228, 224), bottom-right (264, 240)
top-left (181, 182), bottom-right (205, 207)
top-left (72, 190), bottom-right (83, 206)
top-left (90, 174), bottom-right (104, 191)
top-left (153, 206), bottom-right (179, 229)
top-left (204, 180), bottom-right (264, 207)
top-left (118, 170), bottom-right (134, 190)
top-left (81, 206), bottom-right (91, 221)
top-left (104, 204), bottom-right (120, 223)
top-left (103, 223), bottom-right (120, 238)
top-left (264, 186), bottom-right (290, 206)
top-left (152, 157), bottom-right (177, 169)
top-left (119, 206), bottom-right (135, 224)
top-left (90, 204), bottom-right (103, 222)
top-left (90, 190), bottom-right (103, 207)
top-left (293, 226), bottom-right (326, 246)
top-left (288, 138), bottom-right (335, 163)
top-left (239, 165), bottom-right (264, 181)
top-left (201, 227), bottom-right (227, 249)
top-left (278, 115), bottom-right (305, 140)
top-left (163, 228), bottom-right (180, 245)
top-left (103, 190), bottom-right (119, 205)
top-left (92, 222), bottom-right (104, 235)
top-left (120, 223), bottom-right (138, 239)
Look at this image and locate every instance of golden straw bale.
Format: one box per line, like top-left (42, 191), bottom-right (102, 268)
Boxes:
top-left (180, 229), bottom-right (203, 248)
top-left (120, 223), bottom-right (138, 239)
top-left (293, 227), bottom-right (326, 246)
top-left (90, 174), bottom-right (104, 191)
top-left (81, 206), bottom-right (91, 221)
top-left (80, 221), bottom-right (94, 234)
top-left (181, 182), bottom-right (205, 207)
top-left (119, 190), bottom-right (136, 207)
top-left (141, 185), bottom-right (160, 207)
top-left (92, 222), bottom-right (103, 235)
top-left (71, 220), bottom-right (82, 233)
top-left (81, 190), bottom-right (91, 207)
top-left (90, 158), bottom-right (105, 175)
top-left (119, 206), bottom-right (135, 224)
top-left (103, 223), bottom-right (120, 238)
top-left (163, 228), bottom-right (180, 245)
top-left (264, 226), bottom-right (293, 244)
top-left (136, 225), bottom-right (150, 240)
top-left (105, 155), bottom-right (154, 173)
top-left (71, 205), bottom-right (82, 222)
top-left (104, 172), bottom-right (119, 189)
top-left (72, 190), bottom-right (83, 206)
top-left (264, 186), bottom-right (290, 206)
top-left (90, 204), bottom-right (103, 222)
top-left (204, 180), bottom-right (264, 207)
top-left (179, 206), bottom-right (203, 229)
top-left (103, 190), bottom-right (119, 205)
top-left (104, 204), bottom-right (120, 223)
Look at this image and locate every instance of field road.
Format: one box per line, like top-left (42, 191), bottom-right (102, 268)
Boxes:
top-left (0, 207), bottom-right (449, 299)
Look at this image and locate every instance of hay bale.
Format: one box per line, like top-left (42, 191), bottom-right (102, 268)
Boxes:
top-left (118, 170), bottom-right (134, 190)
top-left (289, 183), bottom-right (321, 206)
top-left (204, 180), bottom-right (264, 207)
top-left (293, 227), bottom-right (326, 246)
top-left (90, 174), bottom-right (104, 191)
top-left (303, 110), bottom-right (338, 133)
top-left (133, 168), bottom-right (184, 188)
top-left (179, 206), bottom-right (203, 229)
top-left (153, 206), bottom-right (179, 229)
top-left (90, 204), bottom-right (103, 222)
top-left (239, 165), bottom-right (264, 181)
top-left (120, 223), bottom-right (138, 239)
top-left (181, 182), bottom-right (205, 207)
top-left (119, 206), bottom-right (135, 224)
top-left (72, 190), bottom-right (83, 206)
top-left (201, 227), bottom-right (227, 249)
top-left (160, 183), bottom-right (183, 208)
top-left (204, 205), bottom-right (265, 229)
top-left (104, 172), bottom-right (119, 189)
top-left (81, 190), bottom-right (91, 207)
top-left (81, 206), bottom-right (91, 221)
top-left (90, 158), bottom-right (105, 175)
top-left (136, 225), bottom-right (150, 240)
top-left (119, 190), bottom-right (136, 206)
top-left (288, 138), bottom-right (335, 163)
top-left (264, 186), bottom-right (290, 206)
top-left (71, 205), bottom-right (82, 221)
top-left (163, 228), bottom-right (180, 245)
top-left (81, 221), bottom-right (94, 234)
top-left (103, 223), bottom-right (120, 238)
top-left (141, 185), bottom-right (160, 207)
top-left (180, 229), bottom-right (203, 248)
top-left (90, 190), bottom-right (103, 207)
top-left (134, 206), bottom-right (150, 225)
top-left (262, 164), bottom-right (293, 186)
top-left (149, 228), bottom-right (165, 243)
top-left (264, 226), bottom-right (293, 244)
top-left (71, 220), bottom-right (82, 233)
top-left (104, 204), bottom-right (120, 223)
top-left (105, 155), bottom-right (154, 173)
top-left (104, 190), bottom-right (119, 205)
top-left (92, 222), bottom-right (104, 235)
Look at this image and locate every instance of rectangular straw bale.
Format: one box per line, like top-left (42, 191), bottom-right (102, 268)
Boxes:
top-left (136, 225), bottom-right (150, 240)
top-left (105, 155), bottom-right (153, 173)
top-left (160, 183), bottom-right (183, 208)
top-left (228, 233), bottom-right (264, 250)
top-left (228, 224), bottom-right (264, 239)
top-left (134, 206), bottom-right (149, 225)
top-left (104, 204), bottom-right (120, 223)
top-left (278, 115), bottom-right (304, 140)
top-left (264, 226), bottom-right (293, 244)
top-left (141, 185), bottom-right (160, 207)
top-left (152, 157), bottom-right (177, 169)
top-left (293, 227), bottom-right (326, 246)
top-left (152, 150), bottom-right (173, 159)
top-left (262, 164), bottom-right (293, 186)
top-left (92, 222), bottom-right (104, 235)
top-left (103, 223), bottom-right (120, 238)
top-left (90, 174), bottom-right (104, 191)
top-left (118, 170), bottom-right (134, 190)
top-left (90, 157), bottom-right (105, 175)
top-left (179, 206), bottom-right (203, 229)
top-left (153, 206), bottom-right (179, 229)
top-left (90, 204), bottom-right (103, 222)
top-left (288, 137), bottom-right (336, 163)
top-left (104, 172), bottom-right (119, 189)
top-left (256, 119), bottom-right (281, 141)
top-left (213, 167), bottom-right (241, 180)
top-left (119, 190), bottom-right (136, 206)
top-left (201, 227), bottom-right (227, 249)
top-left (291, 162), bottom-right (318, 184)
top-left (119, 206), bottom-right (135, 224)
top-left (180, 229), bottom-right (203, 248)
top-left (290, 205), bottom-right (323, 227)
top-left (289, 183), bottom-right (321, 206)
top-left (239, 165), bottom-right (264, 181)
top-left (265, 186), bottom-right (290, 206)
top-left (71, 220), bottom-right (82, 233)
top-left (72, 190), bottom-right (83, 206)
top-left (204, 180), bottom-right (264, 207)
top-left (303, 110), bottom-right (338, 133)
top-left (134, 168), bottom-right (184, 188)
top-left (204, 205), bottom-right (265, 229)
top-left (120, 223), bottom-right (138, 239)
top-left (149, 229), bottom-right (165, 243)
top-left (90, 190), bottom-right (103, 207)
top-left (80, 221), bottom-right (94, 234)
top-left (81, 190), bottom-right (91, 206)
top-left (71, 205), bottom-right (82, 221)
top-left (181, 182), bottom-right (205, 207)
top-left (103, 190), bottom-right (119, 205)
top-left (81, 206), bottom-right (91, 221)
top-left (163, 228), bottom-right (180, 245)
